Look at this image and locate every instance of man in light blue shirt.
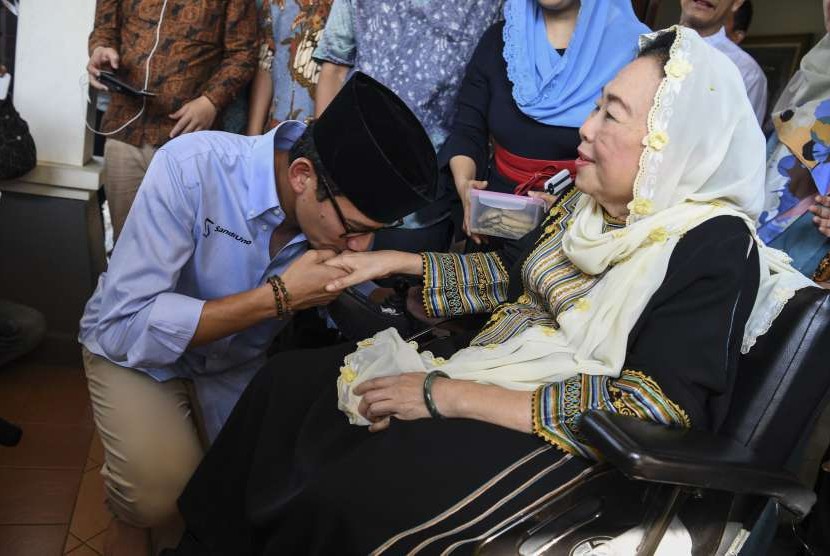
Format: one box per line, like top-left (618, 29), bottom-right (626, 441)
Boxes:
top-left (78, 72), bottom-right (438, 551)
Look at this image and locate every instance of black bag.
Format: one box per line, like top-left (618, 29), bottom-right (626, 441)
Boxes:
top-left (0, 96), bottom-right (36, 180)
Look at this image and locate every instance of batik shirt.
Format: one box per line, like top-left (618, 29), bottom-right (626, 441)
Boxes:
top-left (89, 0), bottom-right (257, 147)
top-left (258, 0), bottom-right (334, 126)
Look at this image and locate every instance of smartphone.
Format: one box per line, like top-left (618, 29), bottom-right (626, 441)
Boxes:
top-left (97, 71), bottom-right (156, 97)
top-left (544, 169), bottom-right (573, 196)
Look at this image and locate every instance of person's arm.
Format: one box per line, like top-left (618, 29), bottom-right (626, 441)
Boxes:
top-left (199, 0), bottom-right (258, 114)
top-left (440, 24), bottom-right (497, 238)
top-left (87, 0), bottom-right (121, 90)
top-left (246, 0), bottom-right (276, 135)
top-left (247, 67), bottom-right (274, 135)
top-left (311, 0), bottom-right (355, 117)
top-left (94, 152), bottom-right (348, 366)
top-left (190, 250), bottom-right (348, 346)
top-left (356, 221), bottom-right (756, 454)
top-left (315, 63), bottom-right (350, 118)
top-left (93, 150), bottom-right (206, 367)
top-left (323, 248), bottom-right (510, 318)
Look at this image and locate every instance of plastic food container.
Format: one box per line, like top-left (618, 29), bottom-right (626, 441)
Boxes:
top-left (468, 189), bottom-right (546, 240)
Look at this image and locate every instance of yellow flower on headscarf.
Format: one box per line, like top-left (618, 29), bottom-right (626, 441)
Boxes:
top-left (357, 338), bottom-right (374, 348)
top-left (573, 298), bottom-right (591, 311)
top-left (648, 227), bottom-right (670, 243)
top-left (665, 58), bottom-right (693, 80)
top-left (629, 197), bottom-right (654, 216)
top-left (340, 365), bottom-right (357, 384)
top-left (644, 130), bottom-right (670, 151)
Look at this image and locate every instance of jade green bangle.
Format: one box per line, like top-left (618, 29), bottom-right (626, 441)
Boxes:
top-left (423, 370), bottom-right (450, 419)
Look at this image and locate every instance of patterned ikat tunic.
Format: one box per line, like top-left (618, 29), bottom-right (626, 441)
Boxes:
top-left (420, 189), bottom-right (726, 458)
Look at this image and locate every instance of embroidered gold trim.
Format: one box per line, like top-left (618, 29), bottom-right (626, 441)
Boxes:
top-left (420, 253), bottom-right (435, 318)
top-left (531, 386), bottom-right (578, 457)
top-left (609, 369), bottom-right (692, 428)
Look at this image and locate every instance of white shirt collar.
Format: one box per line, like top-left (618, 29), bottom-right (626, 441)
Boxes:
top-left (702, 26), bottom-right (728, 45)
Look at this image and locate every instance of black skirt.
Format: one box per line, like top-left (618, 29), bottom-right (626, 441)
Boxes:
top-left (174, 341), bottom-right (592, 555)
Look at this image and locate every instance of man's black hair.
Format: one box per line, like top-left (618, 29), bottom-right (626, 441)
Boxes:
top-left (637, 30), bottom-right (677, 76)
top-left (288, 123), bottom-right (342, 201)
top-left (733, 1), bottom-right (753, 34)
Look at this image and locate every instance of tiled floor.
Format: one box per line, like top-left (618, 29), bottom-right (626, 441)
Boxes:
top-left (0, 349), bottom-right (113, 556)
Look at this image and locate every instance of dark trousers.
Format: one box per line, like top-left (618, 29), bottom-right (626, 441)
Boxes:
top-left (0, 299), bottom-right (45, 369)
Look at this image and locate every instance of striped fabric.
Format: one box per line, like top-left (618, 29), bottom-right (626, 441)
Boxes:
top-left (471, 188), bottom-right (615, 347)
top-left (532, 370), bottom-right (691, 459)
top-left (421, 252), bottom-right (509, 318)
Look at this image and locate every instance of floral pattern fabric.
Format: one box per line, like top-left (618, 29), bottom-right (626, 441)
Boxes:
top-left (258, 0), bottom-right (334, 126)
top-left (313, 0), bottom-right (503, 149)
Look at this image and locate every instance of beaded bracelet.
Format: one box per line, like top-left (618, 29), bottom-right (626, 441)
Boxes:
top-left (274, 275), bottom-right (292, 317)
top-left (423, 370), bottom-right (450, 419)
top-left (267, 275), bottom-right (292, 319)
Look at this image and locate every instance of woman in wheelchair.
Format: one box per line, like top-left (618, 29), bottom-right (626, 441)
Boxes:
top-left (170, 27), bottom-right (814, 555)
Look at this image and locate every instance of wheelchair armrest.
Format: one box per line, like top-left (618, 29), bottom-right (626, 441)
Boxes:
top-left (580, 410), bottom-right (816, 519)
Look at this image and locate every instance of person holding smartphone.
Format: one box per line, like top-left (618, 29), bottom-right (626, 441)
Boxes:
top-left (86, 0), bottom-right (257, 242)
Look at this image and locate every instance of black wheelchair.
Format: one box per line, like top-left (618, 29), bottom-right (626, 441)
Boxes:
top-left (330, 285), bottom-right (830, 555)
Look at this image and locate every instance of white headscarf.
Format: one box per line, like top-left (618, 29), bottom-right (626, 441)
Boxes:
top-left (338, 26), bottom-right (815, 425)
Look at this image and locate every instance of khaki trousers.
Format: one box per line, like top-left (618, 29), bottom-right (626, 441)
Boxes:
top-left (82, 348), bottom-right (205, 551)
top-left (103, 140), bottom-right (157, 241)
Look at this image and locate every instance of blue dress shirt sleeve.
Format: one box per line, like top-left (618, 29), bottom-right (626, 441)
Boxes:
top-left (94, 149), bottom-right (206, 369)
top-left (313, 0), bottom-right (356, 66)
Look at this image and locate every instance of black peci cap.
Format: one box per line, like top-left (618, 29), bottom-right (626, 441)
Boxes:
top-left (312, 72), bottom-right (438, 224)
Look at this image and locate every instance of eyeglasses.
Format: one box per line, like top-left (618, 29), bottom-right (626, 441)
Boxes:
top-left (316, 171), bottom-right (404, 239)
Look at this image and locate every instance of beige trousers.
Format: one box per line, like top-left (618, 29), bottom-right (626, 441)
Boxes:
top-left (82, 348), bottom-right (205, 550)
top-left (103, 140), bottom-right (157, 241)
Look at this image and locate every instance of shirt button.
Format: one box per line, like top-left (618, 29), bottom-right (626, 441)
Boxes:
top-left (273, 209), bottom-right (281, 216)
top-left (261, 224), bottom-right (268, 231)
top-left (248, 211), bottom-right (254, 218)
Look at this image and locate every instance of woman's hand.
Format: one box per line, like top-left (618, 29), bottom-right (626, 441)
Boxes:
top-left (528, 191), bottom-right (559, 211)
top-left (355, 373), bottom-right (454, 432)
top-left (449, 155), bottom-right (489, 245)
top-left (280, 250), bottom-right (350, 310)
top-left (324, 250), bottom-right (422, 292)
top-left (457, 178), bottom-right (489, 245)
top-left (811, 195), bottom-right (830, 238)
top-left (356, 374), bottom-right (534, 434)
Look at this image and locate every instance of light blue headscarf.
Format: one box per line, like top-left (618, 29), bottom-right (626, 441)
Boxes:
top-left (503, 0), bottom-right (649, 127)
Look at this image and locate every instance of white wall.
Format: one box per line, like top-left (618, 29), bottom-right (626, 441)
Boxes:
top-left (655, 0), bottom-right (827, 40)
top-left (14, 0), bottom-right (97, 167)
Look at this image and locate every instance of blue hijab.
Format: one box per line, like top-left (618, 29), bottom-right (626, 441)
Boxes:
top-left (503, 0), bottom-right (649, 127)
